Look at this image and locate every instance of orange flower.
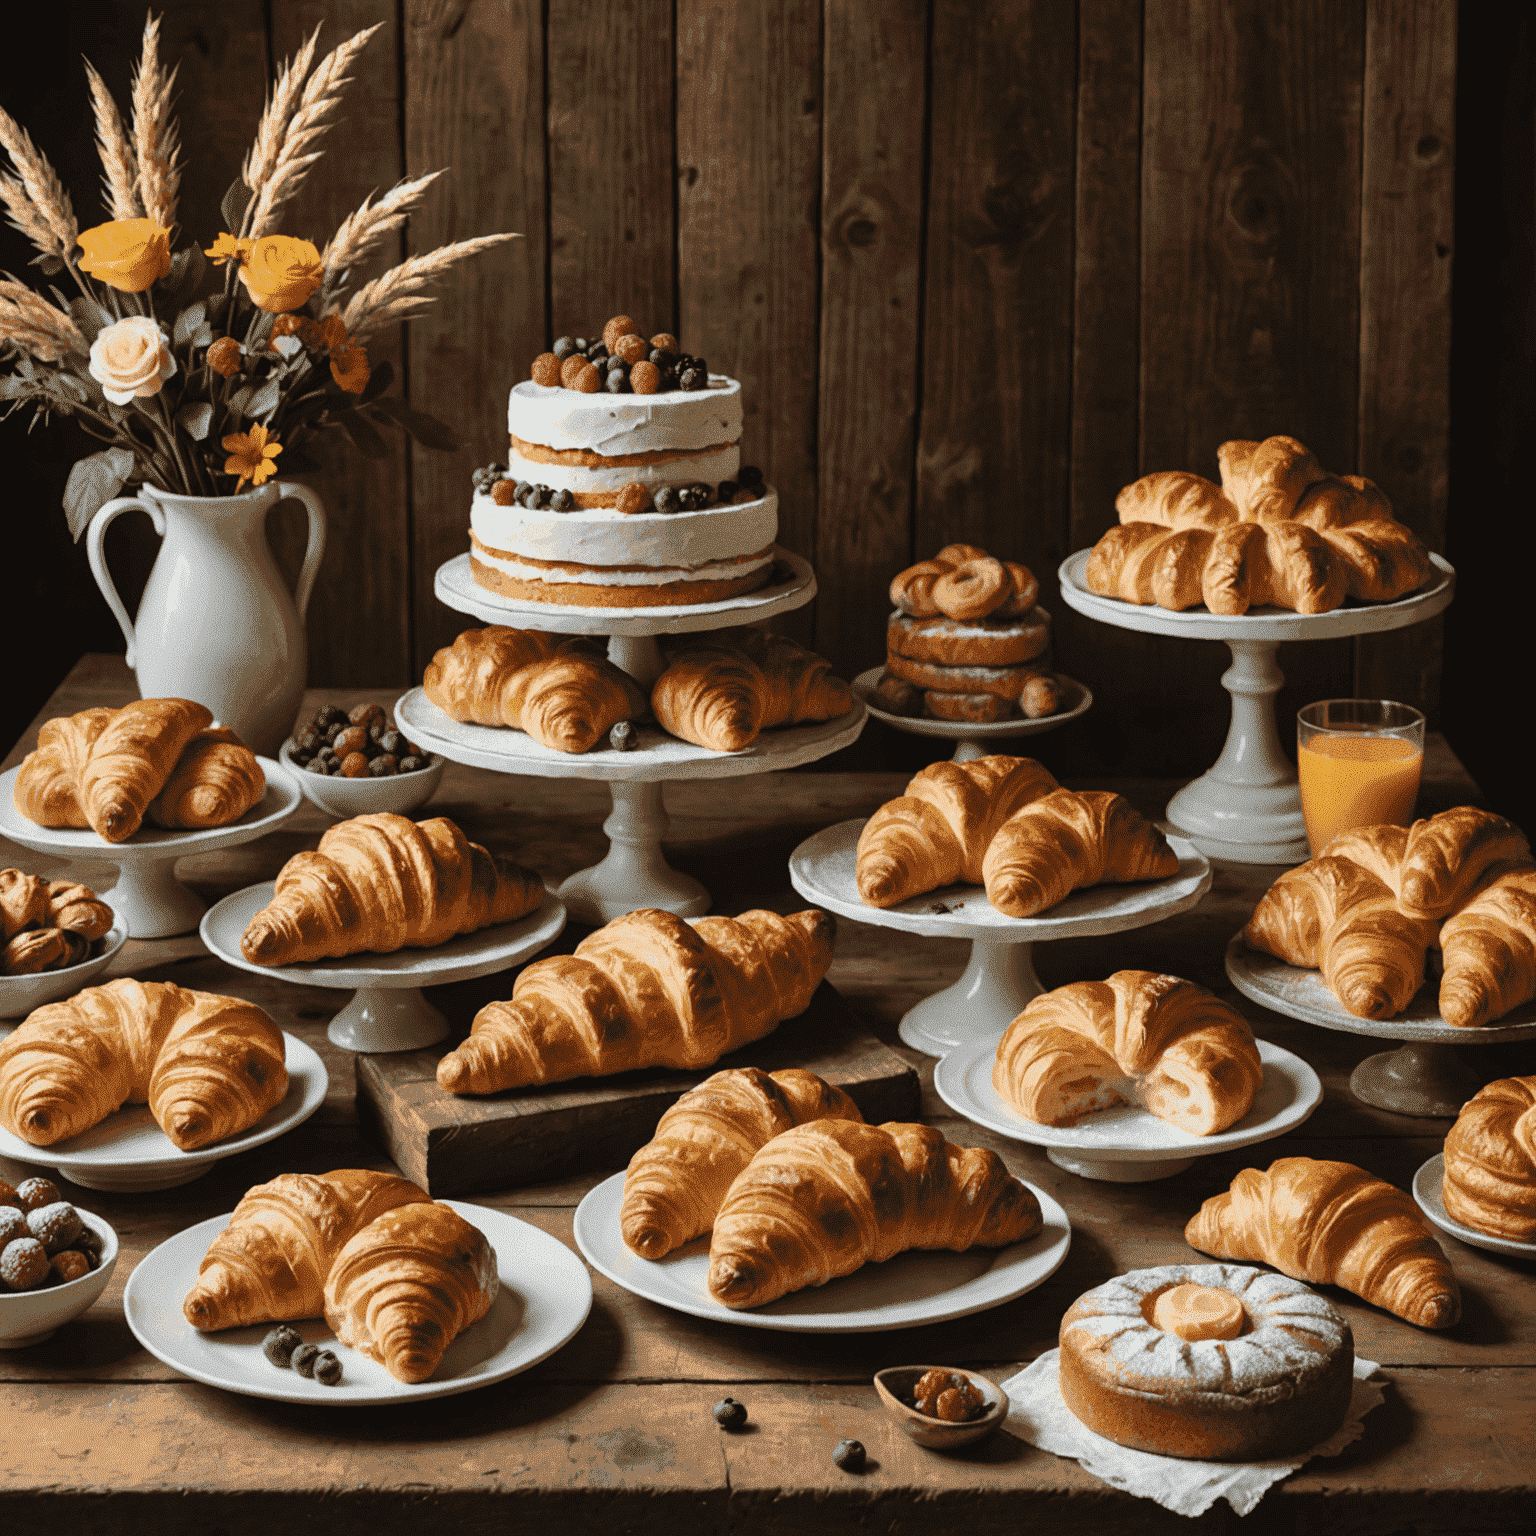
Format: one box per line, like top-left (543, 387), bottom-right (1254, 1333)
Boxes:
top-left (270, 313), bottom-right (322, 351)
top-left (204, 232), bottom-right (254, 268)
top-left (238, 234), bottom-right (322, 313)
top-left (206, 336), bottom-right (243, 377)
top-left (222, 423), bottom-right (283, 491)
top-left (330, 338), bottom-right (369, 394)
top-left (78, 218), bottom-right (172, 292)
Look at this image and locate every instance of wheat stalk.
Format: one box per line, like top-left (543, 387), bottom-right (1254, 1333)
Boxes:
top-left (336, 234), bottom-right (519, 343)
top-left (0, 278), bottom-right (88, 362)
top-left (0, 107), bottom-right (78, 262)
top-left (321, 170), bottom-right (444, 289)
top-left (240, 24), bottom-right (321, 218)
top-left (84, 61), bottom-right (142, 221)
top-left (131, 14), bottom-right (182, 231)
top-left (247, 24), bottom-right (382, 238)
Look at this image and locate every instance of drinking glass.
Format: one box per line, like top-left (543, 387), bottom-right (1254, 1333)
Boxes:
top-left (1297, 699), bottom-right (1425, 856)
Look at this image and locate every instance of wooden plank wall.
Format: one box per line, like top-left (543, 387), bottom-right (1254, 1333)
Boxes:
top-left (79, 0), bottom-right (1456, 777)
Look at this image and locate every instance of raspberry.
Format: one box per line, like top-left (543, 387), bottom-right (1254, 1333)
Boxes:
top-left (613, 333), bottom-right (647, 364)
top-left (560, 354), bottom-right (588, 388)
top-left (572, 362), bottom-right (601, 393)
top-left (491, 479), bottom-right (516, 506)
top-left (630, 361), bottom-right (660, 395)
top-left (602, 315), bottom-right (638, 350)
top-left (650, 332), bottom-right (679, 352)
top-left (530, 352), bottom-right (561, 386)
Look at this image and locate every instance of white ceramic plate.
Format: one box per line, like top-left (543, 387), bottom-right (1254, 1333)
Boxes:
top-left (932, 1037), bottom-right (1322, 1160)
top-left (1412, 1153), bottom-right (1536, 1259)
top-left (852, 665), bottom-right (1094, 739)
top-left (572, 1170), bottom-right (1071, 1333)
top-left (123, 1202), bottom-right (593, 1404)
top-left (0, 915), bottom-right (127, 1022)
top-left (0, 1034), bottom-right (327, 1190)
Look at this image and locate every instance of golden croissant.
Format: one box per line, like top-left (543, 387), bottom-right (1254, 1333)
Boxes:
top-left (145, 725), bottom-right (265, 829)
top-left (45, 879), bottom-right (115, 939)
top-left (1441, 1076), bottom-right (1536, 1242)
top-left (240, 812), bottom-right (544, 966)
top-left (621, 1067), bottom-right (863, 1259)
top-left (1185, 1156), bottom-right (1460, 1329)
top-left (1438, 866), bottom-right (1536, 1028)
top-left (0, 978), bottom-right (288, 1150)
top-left (438, 906), bottom-right (836, 1094)
top-left (993, 972), bottom-right (1262, 1135)
top-left (422, 625), bottom-right (646, 753)
top-left (651, 630), bottom-right (853, 752)
top-left (0, 869), bottom-right (51, 942)
top-left (707, 1119), bottom-right (1043, 1308)
top-left (855, 755), bottom-right (1060, 908)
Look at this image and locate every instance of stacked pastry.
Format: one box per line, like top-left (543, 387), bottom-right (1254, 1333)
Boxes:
top-left (873, 545), bottom-right (1062, 723)
top-left (0, 870), bottom-right (114, 975)
top-left (1441, 1076), bottom-right (1536, 1241)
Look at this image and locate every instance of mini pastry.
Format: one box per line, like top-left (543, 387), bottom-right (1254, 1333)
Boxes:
top-left (1058, 1264), bottom-right (1354, 1460)
top-left (1441, 1075), bottom-right (1536, 1241)
top-left (887, 608), bottom-right (1051, 668)
top-left (0, 872), bottom-right (115, 976)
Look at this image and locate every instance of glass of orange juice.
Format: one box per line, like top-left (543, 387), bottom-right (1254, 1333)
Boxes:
top-left (1297, 699), bottom-right (1425, 855)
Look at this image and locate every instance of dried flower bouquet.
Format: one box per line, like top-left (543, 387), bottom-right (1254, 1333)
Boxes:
top-left (0, 14), bottom-right (515, 532)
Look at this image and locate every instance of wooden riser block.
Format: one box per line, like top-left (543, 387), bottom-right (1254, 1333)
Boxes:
top-left (356, 982), bottom-right (920, 1196)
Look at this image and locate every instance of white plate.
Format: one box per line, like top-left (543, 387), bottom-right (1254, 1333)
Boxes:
top-left (123, 1202), bottom-right (593, 1404)
top-left (0, 1034), bottom-right (327, 1190)
top-left (933, 1037), bottom-right (1322, 1159)
top-left (572, 1169), bottom-right (1071, 1333)
top-left (1413, 1153), bottom-right (1536, 1259)
top-left (852, 666), bottom-right (1094, 739)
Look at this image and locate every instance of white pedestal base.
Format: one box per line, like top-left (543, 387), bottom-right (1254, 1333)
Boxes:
top-left (327, 986), bottom-right (450, 1053)
top-left (897, 939), bottom-right (1042, 1054)
top-left (101, 857), bottom-right (208, 938)
top-left (558, 781), bottom-right (710, 924)
top-left (64, 1160), bottom-right (215, 1192)
top-left (1044, 1149), bottom-right (1197, 1182)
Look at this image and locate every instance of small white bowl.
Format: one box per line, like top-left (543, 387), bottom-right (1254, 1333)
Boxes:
top-left (0, 1208), bottom-right (119, 1348)
top-left (0, 918), bottom-right (128, 1022)
top-left (279, 742), bottom-right (446, 820)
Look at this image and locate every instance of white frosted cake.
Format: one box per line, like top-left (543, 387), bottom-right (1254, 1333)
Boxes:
top-left (470, 372), bottom-right (780, 608)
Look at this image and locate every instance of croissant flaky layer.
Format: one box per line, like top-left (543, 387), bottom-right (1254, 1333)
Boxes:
top-left (1442, 1076), bottom-right (1536, 1241)
top-left (438, 906), bottom-right (836, 1094)
top-left (1185, 1156), bottom-right (1461, 1329)
top-left (707, 1119), bottom-right (1043, 1308)
top-left (0, 978), bottom-right (288, 1150)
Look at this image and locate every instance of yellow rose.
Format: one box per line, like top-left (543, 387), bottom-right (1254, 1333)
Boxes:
top-left (239, 235), bottom-right (323, 314)
top-left (88, 315), bottom-right (177, 405)
top-left (77, 218), bottom-right (172, 293)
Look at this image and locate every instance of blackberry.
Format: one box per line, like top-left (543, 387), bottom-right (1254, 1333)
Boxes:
top-left (604, 369), bottom-right (631, 394)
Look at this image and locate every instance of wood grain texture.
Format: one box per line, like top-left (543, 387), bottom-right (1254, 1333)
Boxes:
top-left (814, 0), bottom-right (927, 676)
top-left (405, 0), bottom-right (545, 673)
top-left (1354, 0), bottom-right (1457, 718)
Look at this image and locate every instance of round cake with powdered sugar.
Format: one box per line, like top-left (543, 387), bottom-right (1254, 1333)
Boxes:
top-left (1058, 1263), bottom-right (1354, 1461)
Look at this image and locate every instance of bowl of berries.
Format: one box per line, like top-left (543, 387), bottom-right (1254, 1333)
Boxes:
top-left (280, 703), bottom-right (446, 820)
top-left (0, 1177), bottom-right (118, 1348)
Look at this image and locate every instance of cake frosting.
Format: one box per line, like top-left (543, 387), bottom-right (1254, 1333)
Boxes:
top-left (506, 376), bottom-right (742, 455)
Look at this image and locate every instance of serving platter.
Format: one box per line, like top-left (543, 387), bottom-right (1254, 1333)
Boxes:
top-left (1412, 1153), bottom-right (1536, 1259)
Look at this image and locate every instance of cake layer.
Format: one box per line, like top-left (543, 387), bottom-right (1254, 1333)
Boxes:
top-left (470, 552), bottom-right (773, 608)
top-left (470, 536), bottom-right (774, 586)
top-left (507, 375), bottom-right (743, 456)
top-left (508, 442), bottom-right (741, 503)
top-left (471, 487), bottom-right (778, 571)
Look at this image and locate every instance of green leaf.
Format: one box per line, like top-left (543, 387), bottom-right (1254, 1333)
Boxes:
top-left (248, 377), bottom-right (281, 419)
top-left (0, 374), bottom-right (35, 401)
top-left (176, 402), bottom-right (213, 440)
top-left (220, 177), bottom-right (250, 233)
top-left (63, 447), bottom-right (136, 541)
top-left (358, 358), bottom-right (395, 405)
top-left (366, 395), bottom-right (462, 451)
top-left (28, 251), bottom-right (65, 277)
top-left (339, 408), bottom-right (390, 460)
top-left (226, 384), bottom-right (255, 418)
top-left (173, 301), bottom-right (207, 348)
top-left (69, 298), bottom-right (113, 343)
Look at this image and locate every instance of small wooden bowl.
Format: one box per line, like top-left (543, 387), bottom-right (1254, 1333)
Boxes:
top-left (873, 1365), bottom-right (1010, 1450)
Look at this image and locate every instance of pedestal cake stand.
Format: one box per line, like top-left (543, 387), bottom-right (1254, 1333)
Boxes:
top-left (201, 882), bottom-right (568, 1053)
top-left (1225, 932), bottom-right (1536, 1117)
top-left (0, 760), bottom-right (302, 938)
top-left (1057, 552), bottom-right (1455, 863)
top-left (788, 819), bottom-right (1212, 1055)
top-left (852, 667), bottom-right (1093, 764)
top-left (415, 550), bottom-right (866, 923)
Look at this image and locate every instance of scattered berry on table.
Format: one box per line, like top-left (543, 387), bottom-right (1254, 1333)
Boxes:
top-left (291, 1342), bottom-right (321, 1378)
top-left (609, 721), bottom-right (638, 752)
top-left (832, 1439), bottom-right (866, 1472)
top-left (712, 1397), bottom-right (748, 1430)
top-left (263, 1326), bottom-right (304, 1368)
top-left (313, 1350), bottom-right (343, 1386)
top-left (14, 1178), bottom-right (60, 1213)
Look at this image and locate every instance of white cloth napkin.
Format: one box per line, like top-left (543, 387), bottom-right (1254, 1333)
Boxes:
top-left (1002, 1350), bottom-right (1386, 1518)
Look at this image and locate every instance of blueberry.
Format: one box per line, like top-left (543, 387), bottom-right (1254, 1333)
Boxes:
top-left (606, 352), bottom-right (628, 371)
top-left (604, 370), bottom-right (630, 394)
top-left (679, 368), bottom-right (704, 391)
top-left (586, 343), bottom-right (609, 364)
top-left (378, 729), bottom-right (403, 756)
top-left (653, 486), bottom-right (681, 515)
top-left (649, 347), bottom-right (675, 367)
top-left (291, 1342), bottom-right (321, 1378)
top-left (716, 481), bottom-right (738, 503)
top-left (739, 464), bottom-right (764, 488)
top-left (262, 1325), bottom-right (304, 1368)
top-left (312, 1350), bottom-right (343, 1386)
top-left (832, 1439), bottom-right (865, 1472)
top-left (551, 488), bottom-right (576, 512)
top-left (572, 337), bottom-right (589, 353)
top-left (552, 336), bottom-right (577, 360)
top-left (609, 720), bottom-right (637, 752)
top-left (527, 484), bottom-right (549, 509)
top-left (305, 758), bottom-right (331, 776)
top-left (712, 1398), bottom-right (747, 1430)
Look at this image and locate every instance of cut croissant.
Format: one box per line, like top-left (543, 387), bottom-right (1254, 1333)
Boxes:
top-left (621, 1067), bottom-right (863, 1259)
top-left (437, 906), bottom-right (835, 1094)
top-left (1185, 1156), bottom-right (1460, 1329)
top-left (1441, 1076), bottom-right (1536, 1242)
top-left (240, 813), bottom-right (544, 966)
top-left (993, 972), bottom-right (1262, 1135)
top-left (0, 978), bottom-right (288, 1150)
top-left (422, 625), bottom-right (646, 753)
top-left (707, 1119), bottom-right (1043, 1308)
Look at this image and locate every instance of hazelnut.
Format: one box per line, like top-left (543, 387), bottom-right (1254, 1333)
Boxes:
top-left (650, 333), bottom-right (679, 352)
top-left (530, 351), bottom-right (561, 387)
top-left (602, 315), bottom-right (639, 350)
top-left (559, 354), bottom-right (588, 388)
top-left (615, 482), bottom-right (653, 515)
top-left (572, 362), bottom-right (601, 393)
top-left (333, 726), bottom-right (369, 757)
top-left (340, 752), bottom-right (370, 778)
top-left (613, 333), bottom-right (648, 364)
top-left (348, 703), bottom-right (386, 732)
top-left (491, 478), bottom-right (517, 506)
top-left (630, 361), bottom-right (660, 395)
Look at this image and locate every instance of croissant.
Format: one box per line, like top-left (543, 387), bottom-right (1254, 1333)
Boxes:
top-left (889, 543), bottom-right (1038, 621)
top-left (855, 755), bottom-right (1060, 908)
top-left (240, 812), bottom-right (544, 966)
top-left (621, 1067), bottom-right (863, 1259)
top-left (437, 906), bottom-right (835, 1094)
top-left (1084, 435), bottom-right (1431, 615)
top-left (184, 1169), bottom-right (428, 1330)
top-left (10, 706), bottom-right (115, 831)
top-left (981, 789), bottom-right (1180, 918)
top-left (422, 625), bottom-right (646, 753)
top-left (650, 630), bottom-right (853, 752)
top-left (45, 879), bottom-right (114, 939)
top-left (145, 725), bottom-right (265, 829)
top-left (3, 928), bottom-right (87, 975)
top-left (992, 972), bottom-right (1262, 1135)
top-left (1185, 1156), bottom-right (1461, 1329)
top-left (0, 978), bottom-right (288, 1150)
top-left (1439, 866), bottom-right (1536, 1028)
top-left (0, 869), bottom-right (50, 941)
top-left (324, 1200), bottom-right (498, 1382)
top-left (707, 1119), bottom-right (1043, 1308)
top-left (1441, 1076), bottom-right (1536, 1241)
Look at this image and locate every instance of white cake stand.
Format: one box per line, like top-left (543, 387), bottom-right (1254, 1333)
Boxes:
top-left (788, 819), bottom-right (1213, 1055)
top-left (852, 666), bottom-right (1093, 763)
top-left (422, 549), bottom-right (868, 923)
top-left (0, 760), bottom-right (302, 939)
top-left (1412, 1153), bottom-right (1536, 1259)
top-left (200, 882), bottom-right (568, 1052)
top-left (1057, 551), bottom-right (1456, 863)
top-left (934, 1037), bottom-right (1322, 1182)
top-left (1225, 932), bottom-right (1536, 1117)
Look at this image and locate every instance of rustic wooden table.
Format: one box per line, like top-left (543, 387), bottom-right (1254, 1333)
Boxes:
top-left (3, 658), bottom-right (1533, 1534)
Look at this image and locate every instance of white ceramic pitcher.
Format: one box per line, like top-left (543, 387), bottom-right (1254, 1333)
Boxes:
top-left (87, 481), bottom-right (326, 756)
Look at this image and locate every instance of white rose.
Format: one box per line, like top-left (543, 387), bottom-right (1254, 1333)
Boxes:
top-left (88, 315), bottom-right (177, 405)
